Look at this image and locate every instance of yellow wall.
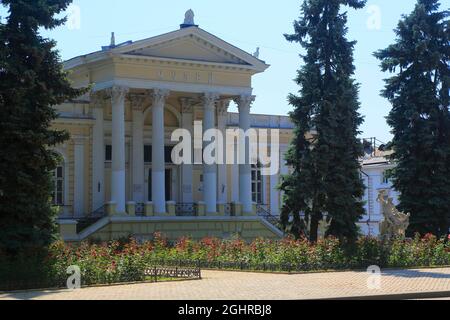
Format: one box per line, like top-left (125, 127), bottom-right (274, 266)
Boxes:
top-left (68, 58), bottom-right (253, 90)
top-left (53, 120), bottom-right (93, 214)
top-left (84, 219), bottom-right (281, 243)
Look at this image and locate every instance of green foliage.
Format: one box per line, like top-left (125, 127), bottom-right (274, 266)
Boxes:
top-left (281, 0), bottom-right (366, 242)
top-left (374, 0), bottom-right (450, 237)
top-left (0, 0), bottom-right (87, 255)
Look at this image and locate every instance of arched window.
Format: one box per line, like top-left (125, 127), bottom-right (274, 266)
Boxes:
top-left (52, 164), bottom-right (65, 206)
top-left (252, 163), bottom-right (263, 204)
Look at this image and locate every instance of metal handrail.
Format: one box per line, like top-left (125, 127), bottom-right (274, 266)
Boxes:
top-left (90, 205), bottom-right (107, 218)
top-left (74, 205), bottom-right (107, 233)
top-left (256, 204), bottom-right (282, 229)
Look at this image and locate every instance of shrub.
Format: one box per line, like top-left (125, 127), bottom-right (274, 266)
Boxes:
top-left (2, 233), bottom-right (450, 291)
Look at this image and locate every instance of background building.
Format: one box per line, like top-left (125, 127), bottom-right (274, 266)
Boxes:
top-left (359, 144), bottom-right (400, 237)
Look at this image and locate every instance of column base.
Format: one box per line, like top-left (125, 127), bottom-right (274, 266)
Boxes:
top-left (126, 201), bottom-right (136, 216)
top-left (106, 202), bottom-right (117, 217)
top-left (197, 202), bottom-right (206, 217)
top-left (232, 202), bottom-right (243, 217)
top-left (145, 202), bottom-right (154, 217)
top-left (167, 201), bottom-right (176, 216)
top-left (217, 203), bottom-right (226, 216)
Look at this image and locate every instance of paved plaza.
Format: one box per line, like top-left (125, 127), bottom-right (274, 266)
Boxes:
top-left (2, 268), bottom-right (450, 300)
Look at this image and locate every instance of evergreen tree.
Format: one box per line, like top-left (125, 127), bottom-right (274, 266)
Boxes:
top-left (281, 0), bottom-right (366, 242)
top-left (374, 0), bottom-right (450, 237)
top-left (0, 0), bottom-right (86, 255)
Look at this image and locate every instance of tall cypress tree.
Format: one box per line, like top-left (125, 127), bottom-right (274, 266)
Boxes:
top-left (374, 0), bottom-right (450, 238)
top-left (0, 0), bottom-right (86, 255)
top-left (280, 0), bottom-right (366, 242)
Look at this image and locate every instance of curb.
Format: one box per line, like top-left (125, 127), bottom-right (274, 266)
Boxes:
top-left (323, 290), bottom-right (450, 300)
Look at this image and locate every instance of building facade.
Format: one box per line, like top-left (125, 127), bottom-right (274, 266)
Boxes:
top-left (55, 14), bottom-right (292, 242)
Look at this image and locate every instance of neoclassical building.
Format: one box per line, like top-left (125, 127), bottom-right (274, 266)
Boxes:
top-left (55, 12), bottom-right (293, 242)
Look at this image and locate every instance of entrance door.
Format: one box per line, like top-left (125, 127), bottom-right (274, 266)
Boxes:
top-left (148, 169), bottom-right (172, 201)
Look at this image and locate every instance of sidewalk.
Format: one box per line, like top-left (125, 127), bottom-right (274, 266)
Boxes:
top-left (1, 268), bottom-right (450, 300)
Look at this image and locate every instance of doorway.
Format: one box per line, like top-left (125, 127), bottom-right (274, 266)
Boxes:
top-left (147, 169), bottom-right (172, 202)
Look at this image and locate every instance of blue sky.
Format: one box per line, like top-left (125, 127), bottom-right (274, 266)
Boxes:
top-left (2, 0), bottom-right (431, 142)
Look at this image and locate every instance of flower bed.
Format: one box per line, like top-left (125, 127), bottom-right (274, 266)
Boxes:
top-left (1, 233), bottom-right (449, 291)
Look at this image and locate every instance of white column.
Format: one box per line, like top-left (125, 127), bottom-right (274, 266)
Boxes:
top-left (231, 158), bottom-right (240, 203)
top-left (203, 93), bottom-right (219, 214)
top-left (110, 86), bottom-right (129, 214)
top-left (180, 98), bottom-right (194, 203)
top-left (131, 94), bottom-right (146, 203)
top-left (73, 135), bottom-right (86, 217)
top-left (235, 95), bottom-right (255, 214)
top-left (217, 100), bottom-right (229, 203)
top-left (91, 95), bottom-right (105, 211)
top-left (151, 89), bottom-right (170, 214)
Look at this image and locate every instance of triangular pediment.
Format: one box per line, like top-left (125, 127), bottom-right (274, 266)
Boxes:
top-left (125, 35), bottom-right (247, 65)
top-left (114, 27), bottom-right (269, 71)
top-left (65, 27), bottom-right (269, 73)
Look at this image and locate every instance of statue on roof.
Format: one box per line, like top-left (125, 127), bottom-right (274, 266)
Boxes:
top-left (180, 9), bottom-right (198, 29)
top-left (253, 47), bottom-right (260, 59)
top-left (184, 9), bottom-right (195, 25)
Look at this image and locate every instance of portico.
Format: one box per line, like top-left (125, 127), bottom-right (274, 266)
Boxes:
top-left (95, 86), bottom-right (259, 217)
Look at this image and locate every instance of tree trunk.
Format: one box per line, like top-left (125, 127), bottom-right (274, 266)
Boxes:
top-left (309, 213), bottom-right (320, 243)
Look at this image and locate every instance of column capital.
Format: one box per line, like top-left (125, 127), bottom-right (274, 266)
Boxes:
top-left (107, 86), bottom-right (130, 102)
top-left (128, 93), bottom-right (147, 112)
top-left (218, 100), bottom-right (230, 117)
top-left (151, 88), bottom-right (170, 107)
top-left (202, 92), bottom-right (220, 110)
top-left (234, 95), bottom-right (255, 112)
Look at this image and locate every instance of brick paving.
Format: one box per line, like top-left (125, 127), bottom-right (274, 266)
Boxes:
top-left (1, 268), bottom-right (450, 300)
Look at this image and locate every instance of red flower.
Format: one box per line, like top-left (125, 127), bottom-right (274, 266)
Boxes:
top-left (423, 233), bottom-right (435, 240)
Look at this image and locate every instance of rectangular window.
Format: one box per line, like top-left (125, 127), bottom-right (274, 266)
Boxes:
top-left (57, 166), bottom-right (63, 178)
top-left (144, 146), bottom-right (174, 164)
top-left (144, 145), bottom-right (152, 163)
top-left (105, 145), bottom-right (112, 162)
top-left (382, 171), bottom-right (390, 184)
top-left (52, 165), bottom-right (64, 206)
top-left (252, 164), bottom-right (263, 204)
top-left (165, 146), bottom-right (174, 164)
